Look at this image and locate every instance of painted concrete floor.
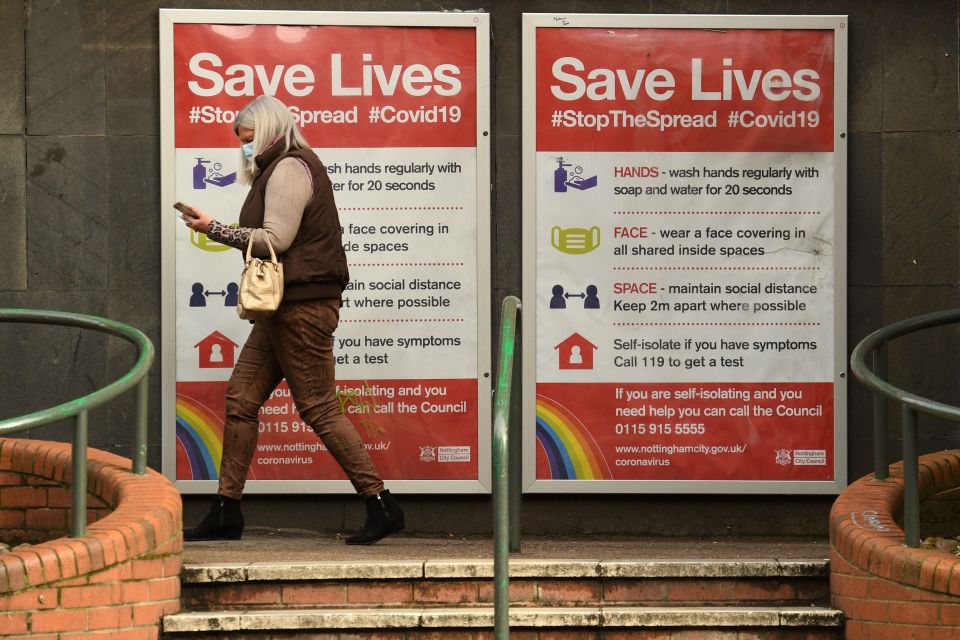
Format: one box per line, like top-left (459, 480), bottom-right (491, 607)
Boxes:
top-left (181, 528), bottom-right (829, 564)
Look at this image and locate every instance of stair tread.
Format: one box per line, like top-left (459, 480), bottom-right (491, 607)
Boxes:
top-left (182, 557), bottom-right (829, 583)
top-left (163, 605), bottom-right (843, 633)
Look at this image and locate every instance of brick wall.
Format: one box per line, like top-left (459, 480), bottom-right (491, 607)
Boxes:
top-left (0, 438), bottom-right (182, 639)
top-left (830, 450), bottom-right (960, 639)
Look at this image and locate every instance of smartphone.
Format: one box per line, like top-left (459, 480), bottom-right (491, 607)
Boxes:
top-left (173, 201), bottom-right (195, 217)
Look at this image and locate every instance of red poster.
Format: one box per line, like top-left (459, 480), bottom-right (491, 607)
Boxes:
top-left (176, 380), bottom-right (479, 481)
top-left (162, 11), bottom-right (490, 492)
top-left (535, 27), bottom-right (834, 152)
top-left (173, 24), bottom-right (477, 148)
top-left (535, 382), bottom-right (833, 481)
top-left (524, 15), bottom-right (846, 492)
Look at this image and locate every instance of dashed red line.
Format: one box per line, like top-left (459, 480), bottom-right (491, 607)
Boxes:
top-left (613, 210), bottom-right (821, 215)
top-left (613, 266), bottom-right (820, 271)
top-left (341, 206), bottom-right (464, 211)
top-left (351, 263), bottom-right (465, 267)
top-left (611, 322), bottom-right (822, 326)
top-left (341, 319), bottom-right (465, 323)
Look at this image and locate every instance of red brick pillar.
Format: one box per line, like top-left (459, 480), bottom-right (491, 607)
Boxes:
top-left (0, 438), bottom-right (182, 638)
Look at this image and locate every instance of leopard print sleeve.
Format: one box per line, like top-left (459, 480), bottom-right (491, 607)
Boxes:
top-left (206, 220), bottom-right (252, 250)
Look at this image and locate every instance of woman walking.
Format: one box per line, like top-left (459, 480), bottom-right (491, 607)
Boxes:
top-left (179, 95), bottom-right (403, 545)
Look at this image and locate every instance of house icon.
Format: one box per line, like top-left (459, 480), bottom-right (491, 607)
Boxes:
top-left (554, 332), bottom-right (597, 370)
top-left (194, 331), bottom-right (239, 369)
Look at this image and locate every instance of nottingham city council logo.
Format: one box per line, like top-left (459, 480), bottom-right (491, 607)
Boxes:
top-left (419, 446), bottom-right (437, 462)
top-left (775, 449), bottom-right (792, 466)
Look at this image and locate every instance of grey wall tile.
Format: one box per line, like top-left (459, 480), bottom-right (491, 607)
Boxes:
top-left (183, 0), bottom-right (264, 5)
top-left (492, 4), bottom-right (521, 138)
top-left (257, 0), bottom-right (346, 8)
top-left (0, 135), bottom-right (27, 291)
top-left (729, 0), bottom-right (806, 13)
top-left (846, 284), bottom-right (884, 479)
top-left (881, 285), bottom-right (960, 457)
top-left (340, 0), bottom-right (483, 10)
top-left (846, 438), bottom-right (879, 482)
top-left (881, 0), bottom-right (959, 132)
top-left (882, 132), bottom-right (960, 286)
top-left (0, 2), bottom-right (25, 134)
top-left (846, 132), bottom-right (881, 287)
top-left (26, 0), bottom-right (105, 135)
top-left (653, 0), bottom-right (725, 12)
top-left (105, 0), bottom-right (160, 135)
top-left (27, 136), bottom-right (110, 290)
top-left (883, 284), bottom-right (960, 432)
top-left (0, 289), bottom-right (110, 441)
top-left (107, 135), bottom-right (160, 290)
top-left (104, 288), bottom-right (161, 464)
top-left (843, 9), bottom-right (880, 134)
top-left (494, 133), bottom-right (521, 293)
top-left (572, 0), bottom-right (652, 11)
top-left (0, 292), bottom-right (29, 422)
top-left (0, 293), bottom-right (26, 308)
top-left (519, 0), bottom-right (588, 16)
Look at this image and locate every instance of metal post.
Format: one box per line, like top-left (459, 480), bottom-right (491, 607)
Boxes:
top-left (901, 405), bottom-right (919, 547)
top-left (508, 422), bottom-right (522, 553)
top-left (493, 411), bottom-right (510, 639)
top-left (873, 345), bottom-right (889, 480)
top-left (492, 296), bottom-right (519, 640)
top-left (508, 307), bottom-right (522, 554)
top-left (71, 410), bottom-right (89, 538)
top-left (133, 377), bottom-right (148, 475)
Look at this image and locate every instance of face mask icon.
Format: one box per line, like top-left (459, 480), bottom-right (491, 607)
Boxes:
top-left (551, 226), bottom-right (600, 255)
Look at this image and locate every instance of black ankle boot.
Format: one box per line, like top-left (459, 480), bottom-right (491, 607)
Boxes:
top-left (183, 495), bottom-right (244, 541)
top-left (345, 489), bottom-right (404, 545)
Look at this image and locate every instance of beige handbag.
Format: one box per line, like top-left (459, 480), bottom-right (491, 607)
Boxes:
top-left (237, 231), bottom-right (284, 321)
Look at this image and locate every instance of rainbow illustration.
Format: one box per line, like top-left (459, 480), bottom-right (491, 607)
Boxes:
top-left (536, 394), bottom-right (611, 479)
top-left (175, 394), bottom-right (224, 480)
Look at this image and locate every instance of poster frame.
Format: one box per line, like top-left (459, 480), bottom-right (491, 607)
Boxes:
top-left (520, 13), bottom-right (848, 494)
top-left (160, 9), bottom-right (492, 494)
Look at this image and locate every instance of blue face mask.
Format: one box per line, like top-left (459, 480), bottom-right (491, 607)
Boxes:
top-left (241, 142), bottom-right (255, 162)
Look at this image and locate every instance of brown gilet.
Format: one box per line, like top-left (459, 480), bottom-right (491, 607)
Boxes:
top-left (237, 140), bottom-right (349, 301)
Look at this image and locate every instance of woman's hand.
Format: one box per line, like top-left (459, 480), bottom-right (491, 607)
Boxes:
top-left (180, 204), bottom-right (214, 234)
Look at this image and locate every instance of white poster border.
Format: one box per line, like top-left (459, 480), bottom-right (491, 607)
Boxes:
top-left (160, 9), bottom-right (492, 494)
top-left (521, 13), bottom-right (848, 494)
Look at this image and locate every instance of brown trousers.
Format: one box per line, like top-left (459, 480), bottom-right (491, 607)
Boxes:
top-left (217, 298), bottom-right (384, 499)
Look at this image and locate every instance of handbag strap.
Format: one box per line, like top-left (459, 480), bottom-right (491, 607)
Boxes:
top-left (245, 230), bottom-right (279, 264)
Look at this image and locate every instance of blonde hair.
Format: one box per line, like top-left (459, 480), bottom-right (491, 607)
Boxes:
top-left (233, 95), bottom-right (311, 185)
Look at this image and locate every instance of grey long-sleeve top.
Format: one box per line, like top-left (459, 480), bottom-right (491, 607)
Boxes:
top-left (205, 157), bottom-right (312, 256)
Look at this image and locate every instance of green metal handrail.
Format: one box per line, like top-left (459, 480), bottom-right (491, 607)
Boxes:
top-left (492, 295), bottom-right (521, 640)
top-left (0, 309), bottom-right (155, 538)
top-left (850, 307), bottom-right (960, 547)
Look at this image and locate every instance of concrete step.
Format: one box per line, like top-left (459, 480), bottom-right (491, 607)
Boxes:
top-left (180, 558), bottom-right (831, 610)
top-left (163, 605), bottom-right (843, 638)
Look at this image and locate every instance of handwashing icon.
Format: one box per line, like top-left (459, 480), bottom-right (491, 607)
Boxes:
top-left (193, 157), bottom-right (237, 190)
top-left (554, 157), bottom-right (598, 193)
